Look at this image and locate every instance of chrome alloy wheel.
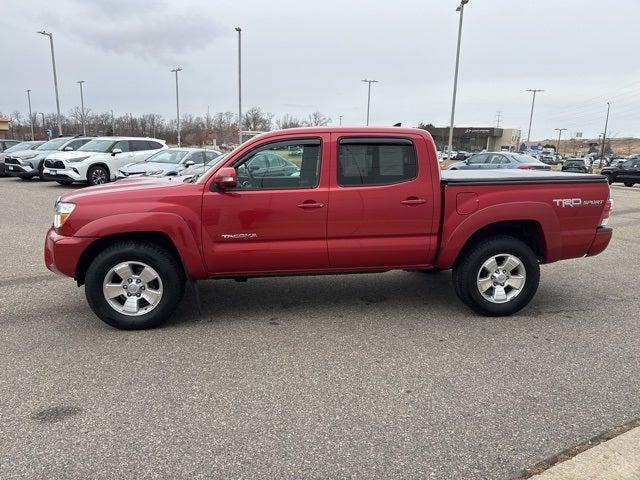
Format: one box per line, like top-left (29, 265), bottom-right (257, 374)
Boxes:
top-left (91, 168), bottom-right (107, 184)
top-left (476, 254), bottom-right (526, 304)
top-left (102, 262), bottom-right (163, 316)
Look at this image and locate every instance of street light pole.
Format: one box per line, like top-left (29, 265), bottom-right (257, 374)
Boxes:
top-left (235, 27), bottom-right (242, 144)
top-left (339, 115), bottom-right (343, 126)
top-left (39, 112), bottom-right (46, 137)
top-left (77, 80), bottom-right (86, 136)
top-left (361, 79), bottom-right (379, 125)
top-left (171, 68), bottom-right (182, 146)
top-left (554, 128), bottom-right (566, 155)
top-left (111, 110), bottom-right (115, 136)
top-left (600, 102), bottom-right (611, 161)
top-left (37, 31), bottom-right (62, 136)
top-left (26, 89), bottom-right (34, 140)
top-left (447, 0), bottom-right (469, 160)
top-left (525, 89), bottom-right (544, 143)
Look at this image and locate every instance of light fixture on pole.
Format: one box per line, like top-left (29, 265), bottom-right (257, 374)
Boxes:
top-left (446, 0), bottom-right (469, 160)
top-left (361, 79), bottom-right (379, 126)
top-left (37, 30), bottom-right (62, 136)
top-left (600, 102), bottom-right (611, 161)
top-left (525, 89), bottom-right (544, 143)
top-left (77, 80), bottom-right (86, 136)
top-left (554, 128), bottom-right (566, 155)
top-left (235, 27), bottom-right (242, 144)
top-left (26, 89), bottom-right (34, 140)
top-left (170, 67), bottom-right (182, 146)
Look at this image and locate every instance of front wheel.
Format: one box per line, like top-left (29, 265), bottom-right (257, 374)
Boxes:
top-left (624, 182), bottom-right (635, 187)
top-left (452, 235), bottom-right (540, 316)
top-left (87, 165), bottom-right (109, 186)
top-left (85, 241), bottom-right (185, 329)
top-left (603, 174), bottom-right (613, 185)
top-left (56, 180), bottom-right (73, 186)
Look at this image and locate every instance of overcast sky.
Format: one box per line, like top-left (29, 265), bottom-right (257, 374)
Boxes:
top-left (2, 0), bottom-right (639, 140)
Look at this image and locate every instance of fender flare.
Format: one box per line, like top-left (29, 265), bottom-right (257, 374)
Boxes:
top-left (435, 201), bottom-right (562, 269)
top-left (75, 212), bottom-right (207, 278)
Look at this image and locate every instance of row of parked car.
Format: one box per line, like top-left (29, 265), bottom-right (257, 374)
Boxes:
top-left (0, 135), bottom-right (224, 185)
top-left (443, 150), bottom-right (640, 187)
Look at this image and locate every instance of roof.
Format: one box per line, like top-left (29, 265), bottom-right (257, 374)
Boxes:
top-left (90, 136), bottom-right (166, 142)
top-left (246, 126), bottom-right (432, 142)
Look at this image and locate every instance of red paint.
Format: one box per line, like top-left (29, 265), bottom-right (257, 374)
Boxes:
top-left (43, 127), bottom-right (612, 283)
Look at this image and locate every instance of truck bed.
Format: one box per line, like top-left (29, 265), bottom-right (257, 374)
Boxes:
top-left (441, 169), bottom-right (606, 185)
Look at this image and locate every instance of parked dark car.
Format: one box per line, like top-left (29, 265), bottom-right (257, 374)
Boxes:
top-left (562, 158), bottom-right (592, 174)
top-left (448, 152), bottom-right (550, 171)
top-left (0, 140), bottom-right (46, 176)
top-left (600, 158), bottom-right (640, 187)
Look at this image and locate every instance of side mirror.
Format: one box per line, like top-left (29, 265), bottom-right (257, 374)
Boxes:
top-left (63, 146), bottom-right (74, 151)
top-left (184, 160), bottom-right (195, 167)
top-left (112, 148), bottom-right (122, 156)
top-left (213, 167), bottom-right (237, 190)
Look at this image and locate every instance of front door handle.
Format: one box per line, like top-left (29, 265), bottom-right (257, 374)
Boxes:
top-left (401, 197), bottom-right (426, 206)
top-left (297, 201), bottom-right (325, 209)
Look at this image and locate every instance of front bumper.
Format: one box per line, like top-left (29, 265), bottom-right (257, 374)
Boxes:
top-left (42, 167), bottom-right (83, 182)
top-left (586, 227), bottom-right (612, 257)
top-left (44, 227), bottom-right (96, 278)
top-left (5, 162), bottom-right (36, 177)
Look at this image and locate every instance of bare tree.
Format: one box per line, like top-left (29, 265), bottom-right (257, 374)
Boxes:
top-left (242, 107), bottom-right (273, 132)
top-left (276, 114), bottom-right (304, 129)
top-left (305, 111), bottom-right (331, 127)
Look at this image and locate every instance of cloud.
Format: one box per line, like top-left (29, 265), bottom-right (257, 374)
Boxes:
top-left (38, 0), bottom-right (223, 63)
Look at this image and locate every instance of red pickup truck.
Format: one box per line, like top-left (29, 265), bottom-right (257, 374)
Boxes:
top-left (44, 127), bottom-right (613, 329)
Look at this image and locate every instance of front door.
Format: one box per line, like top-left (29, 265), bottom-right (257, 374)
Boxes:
top-left (327, 135), bottom-right (437, 268)
top-left (201, 136), bottom-right (330, 275)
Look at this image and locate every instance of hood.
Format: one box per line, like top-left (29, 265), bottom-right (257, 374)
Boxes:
top-left (47, 150), bottom-right (106, 162)
top-left (9, 149), bottom-right (54, 159)
top-left (120, 161), bottom-right (180, 175)
top-left (61, 176), bottom-right (188, 203)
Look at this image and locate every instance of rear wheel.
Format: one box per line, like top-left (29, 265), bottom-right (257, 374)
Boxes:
top-left (87, 165), bottom-right (109, 186)
top-left (452, 235), bottom-right (540, 316)
top-left (603, 173), bottom-right (613, 185)
top-left (624, 182), bottom-right (635, 187)
top-left (85, 241), bottom-right (185, 329)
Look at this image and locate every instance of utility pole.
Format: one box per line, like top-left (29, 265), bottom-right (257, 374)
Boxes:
top-left (37, 31), bottom-right (62, 136)
top-left (600, 102), bottom-right (611, 161)
top-left (494, 111), bottom-right (502, 128)
top-left (525, 89), bottom-right (544, 143)
top-left (339, 115), bottom-right (343, 126)
top-left (361, 79), bottom-right (379, 125)
top-left (77, 80), bottom-right (86, 136)
top-left (26, 90), bottom-right (34, 140)
top-left (235, 27), bottom-right (242, 144)
top-left (171, 67), bottom-right (182, 146)
top-left (554, 128), bottom-right (566, 155)
top-left (39, 112), bottom-right (45, 137)
top-left (447, 0), bottom-right (470, 159)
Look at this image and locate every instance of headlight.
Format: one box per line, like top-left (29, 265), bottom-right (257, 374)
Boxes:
top-left (54, 201), bottom-right (76, 229)
top-left (21, 154), bottom-right (37, 160)
top-left (67, 155), bottom-right (91, 163)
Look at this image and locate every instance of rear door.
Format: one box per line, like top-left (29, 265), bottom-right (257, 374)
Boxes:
top-left (327, 134), bottom-right (437, 268)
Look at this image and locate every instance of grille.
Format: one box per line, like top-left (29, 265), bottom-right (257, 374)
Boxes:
top-left (4, 157), bottom-right (20, 165)
top-left (45, 160), bottom-right (65, 169)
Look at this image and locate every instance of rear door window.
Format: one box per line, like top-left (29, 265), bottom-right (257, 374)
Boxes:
top-left (338, 138), bottom-right (417, 186)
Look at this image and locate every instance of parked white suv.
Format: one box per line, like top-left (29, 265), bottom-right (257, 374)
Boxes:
top-left (42, 137), bottom-right (167, 185)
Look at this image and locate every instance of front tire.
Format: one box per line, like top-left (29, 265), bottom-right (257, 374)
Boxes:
top-left (85, 241), bottom-right (185, 329)
top-left (87, 165), bottom-right (109, 186)
top-left (624, 182), bottom-right (635, 187)
top-left (452, 235), bottom-right (540, 316)
top-left (56, 180), bottom-right (73, 186)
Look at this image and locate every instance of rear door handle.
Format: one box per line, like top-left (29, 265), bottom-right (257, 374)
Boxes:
top-left (401, 198), bottom-right (426, 206)
top-left (297, 201), bottom-right (325, 209)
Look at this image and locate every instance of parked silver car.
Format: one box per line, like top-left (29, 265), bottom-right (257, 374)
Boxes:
top-left (0, 141), bottom-right (46, 176)
top-left (116, 148), bottom-right (222, 179)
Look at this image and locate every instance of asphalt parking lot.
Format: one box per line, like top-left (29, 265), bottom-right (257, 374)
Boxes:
top-left (1, 177), bottom-right (639, 480)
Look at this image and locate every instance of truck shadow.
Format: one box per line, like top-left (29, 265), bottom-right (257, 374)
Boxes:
top-left (167, 270), bottom-right (463, 328)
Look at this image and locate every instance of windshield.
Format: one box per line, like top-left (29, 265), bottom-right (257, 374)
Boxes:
top-left (205, 152), bottom-right (226, 167)
top-left (4, 142), bottom-right (36, 153)
top-left (145, 149), bottom-right (189, 164)
top-left (78, 139), bottom-right (116, 153)
top-left (36, 138), bottom-right (70, 151)
top-left (512, 154), bottom-right (539, 163)
top-left (190, 153), bottom-right (229, 183)
top-left (565, 159), bottom-right (584, 166)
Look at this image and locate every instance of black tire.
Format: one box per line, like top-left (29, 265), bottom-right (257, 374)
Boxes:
top-left (624, 182), bottom-right (635, 187)
top-left (603, 173), bottom-right (613, 185)
top-left (85, 241), bottom-right (185, 330)
top-left (87, 165), bottom-right (109, 186)
top-left (452, 235), bottom-right (540, 316)
top-left (18, 175), bottom-right (31, 181)
top-left (56, 180), bottom-right (73, 186)
top-left (38, 161), bottom-right (45, 180)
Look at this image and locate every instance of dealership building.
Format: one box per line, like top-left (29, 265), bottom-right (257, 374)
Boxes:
top-left (419, 126), bottom-right (522, 153)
